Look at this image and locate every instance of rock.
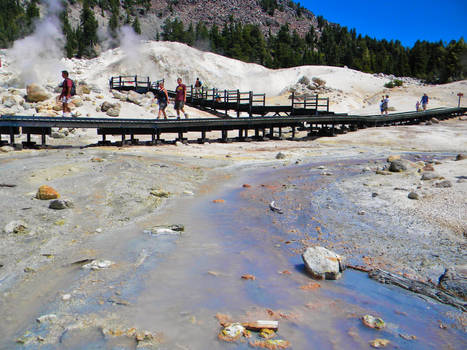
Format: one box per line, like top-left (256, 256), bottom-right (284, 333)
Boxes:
top-left (4, 220), bottom-right (28, 234)
top-left (275, 152), bottom-right (286, 160)
top-left (2, 94), bottom-right (24, 108)
top-left (36, 185), bottom-right (60, 200)
top-left (49, 199), bottom-right (74, 210)
top-left (301, 246), bottom-right (346, 280)
top-left (431, 117), bottom-right (440, 124)
top-left (72, 96), bottom-right (83, 107)
top-left (51, 131), bottom-right (66, 139)
top-left (369, 339), bottom-right (390, 348)
top-left (438, 265), bottom-right (467, 299)
top-left (218, 323), bottom-right (245, 342)
top-left (362, 315), bottom-right (386, 329)
top-left (434, 180), bottom-right (452, 188)
top-left (144, 224), bottom-right (184, 236)
top-left (127, 90), bottom-right (143, 105)
top-left (26, 84), bottom-right (50, 102)
top-left (386, 155), bottom-right (400, 162)
top-left (376, 170), bottom-right (392, 176)
top-left (455, 154), bottom-right (466, 161)
top-left (62, 294), bottom-right (71, 301)
top-left (0, 146), bottom-right (15, 153)
top-left (421, 172), bottom-right (441, 180)
top-left (422, 164), bottom-right (434, 171)
top-left (425, 121), bottom-right (432, 125)
top-left (77, 83), bottom-right (91, 95)
top-left (100, 101), bottom-right (115, 112)
top-left (388, 159), bottom-right (407, 172)
top-left (150, 189), bottom-right (170, 198)
top-left (408, 192), bottom-right (419, 200)
top-left (112, 90), bottom-right (127, 101)
top-left (183, 190), bottom-right (194, 195)
top-left (106, 107), bottom-right (120, 117)
top-left (82, 259), bottom-right (114, 270)
top-left (36, 314), bottom-right (57, 323)
top-left (358, 210), bottom-right (365, 215)
top-left (372, 193), bottom-right (378, 197)
top-left (241, 274), bottom-right (256, 280)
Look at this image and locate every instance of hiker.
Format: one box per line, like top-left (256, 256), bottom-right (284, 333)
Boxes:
top-left (421, 93), bottom-right (429, 111)
top-left (175, 77), bottom-right (188, 119)
top-left (59, 70), bottom-right (73, 117)
top-left (416, 100), bottom-right (420, 112)
top-left (194, 77), bottom-right (202, 97)
top-left (379, 96), bottom-right (385, 115)
top-left (156, 81), bottom-right (169, 120)
top-left (383, 95), bottom-right (389, 115)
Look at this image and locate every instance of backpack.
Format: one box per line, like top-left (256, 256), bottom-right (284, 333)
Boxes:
top-left (70, 80), bottom-right (76, 96)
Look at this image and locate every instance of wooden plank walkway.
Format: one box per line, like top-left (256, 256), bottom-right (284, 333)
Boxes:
top-left (0, 107), bottom-right (465, 147)
top-left (109, 75), bottom-right (331, 118)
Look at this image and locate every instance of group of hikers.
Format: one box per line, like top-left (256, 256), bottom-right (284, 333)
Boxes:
top-left (154, 77), bottom-right (204, 120)
top-left (380, 93), bottom-right (429, 115)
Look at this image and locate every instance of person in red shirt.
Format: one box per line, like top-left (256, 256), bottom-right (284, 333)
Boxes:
top-left (59, 70), bottom-right (73, 117)
top-left (174, 77), bottom-right (188, 119)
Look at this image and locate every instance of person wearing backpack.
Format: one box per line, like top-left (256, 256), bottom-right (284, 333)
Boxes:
top-left (59, 70), bottom-right (74, 117)
top-left (194, 77), bottom-right (202, 97)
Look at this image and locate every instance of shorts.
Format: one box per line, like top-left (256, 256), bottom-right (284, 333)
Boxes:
top-left (61, 96), bottom-right (72, 103)
top-left (174, 100), bottom-right (184, 110)
top-left (422, 103), bottom-right (427, 109)
top-left (158, 101), bottom-right (167, 110)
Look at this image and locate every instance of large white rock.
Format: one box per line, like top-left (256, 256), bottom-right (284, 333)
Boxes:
top-left (26, 84), bottom-right (50, 102)
top-left (302, 246), bottom-right (346, 280)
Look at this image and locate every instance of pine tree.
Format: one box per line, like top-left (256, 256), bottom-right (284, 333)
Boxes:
top-left (132, 16), bottom-right (141, 35)
top-left (77, 0), bottom-right (98, 58)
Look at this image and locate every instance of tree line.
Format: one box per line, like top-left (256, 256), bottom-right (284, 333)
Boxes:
top-left (161, 17), bottom-right (467, 83)
top-left (1, 0), bottom-right (465, 83)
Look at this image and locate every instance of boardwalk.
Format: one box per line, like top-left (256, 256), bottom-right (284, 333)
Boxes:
top-left (0, 75), bottom-right (465, 147)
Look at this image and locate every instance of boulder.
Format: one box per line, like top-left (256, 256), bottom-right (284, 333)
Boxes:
top-left (0, 146), bottom-right (15, 153)
top-left (49, 199), bottom-right (74, 210)
top-left (386, 155), bottom-right (400, 162)
top-left (77, 83), bottom-right (91, 95)
top-left (100, 101), bottom-right (115, 112)
top-left (112, 91), bottom-right (127, 101)
top-left (421, 172), bottom-right (441, 180)
top-left (106, 107), bottom-right (120, 117)
top-left (438, 265), bottom-right (467, 300)
top-left (127, 90), bottom-right (143, 105)
top-left (72, 96), bottom-right (83, 107)
top-left (4, 220), bottom-right (27, 234)
top-left (302, 246), bottom-right (346, 280)
top-left (408, 192), bottom-right (419, 200)
top-left (434, 180), bottom-right (452, 188)
top-left (26, 84), bottom-right (50, 102)
top-left (431, 117), bottom-right (440, 124)
top-left (455, 154), bottom-right (466, 161)
top-left (2, 94), bottom-right (24, 108)
top-left (275, 152), bottom-right (286, 160)
top-left (388, 159), bottom-right (407, 172)
top-left (36, 185), bottom-right (60, 200)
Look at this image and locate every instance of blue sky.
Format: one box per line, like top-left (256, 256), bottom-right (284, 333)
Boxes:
top-left (300, 0), bottom-right (466, 47)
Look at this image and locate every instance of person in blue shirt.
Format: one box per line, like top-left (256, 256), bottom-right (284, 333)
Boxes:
top-left (421, 93), bottom-right (429, 111)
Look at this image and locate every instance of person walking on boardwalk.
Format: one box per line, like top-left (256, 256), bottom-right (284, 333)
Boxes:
top-left (175, 77), bottom-right (188, 119)
top-left (156, 81), bottom-right (169, 119)
top-left (383, 95), bottom-right (389, 115)
top-left (59, 70), bottom-right (73, 117)
top-left (379, 96), bottom-right (385, 115)
top-left (421, 93), bottom-right (429, 111)
top-left (194, 77), bottom-right (202, 97)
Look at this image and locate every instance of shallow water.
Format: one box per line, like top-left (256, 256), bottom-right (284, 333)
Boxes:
top-left (2, 158), bottom-right (466, 349)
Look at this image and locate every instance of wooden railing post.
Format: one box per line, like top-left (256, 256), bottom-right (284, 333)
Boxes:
top-left (236, 89), bottom-right (240, 118)
top-left (190, 85), bottom-right (194, 103)
top-left (135, 75), bottom-right (138, 89)
top-left (291, 91), bottom-right (295, 115)
top-left (249, 91), bottom-right (253, 117)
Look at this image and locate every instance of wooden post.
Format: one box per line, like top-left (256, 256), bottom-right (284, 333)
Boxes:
top-left (135, 75), bottom-right (138, 89)
top-left (291, 92), bottom-right (295, 116)
top-left (237, 90), bottom-right (240, 118)
top-left (191, 85), bottom-right (194, 103)
top-left (119, 76), bottom-right (122, 89)
top-left (224, 90), bottom-right (228, 117)
top-left (326, 97), bottom-right (329, 112)
top-left (249, 91), bottom-right (253, 117)
top-left (41, 133), bottom-right (46, 145)
top-left (9, 127), bottom-right (14, 145)
top-left (147, 77), bottom-right (150, 92)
